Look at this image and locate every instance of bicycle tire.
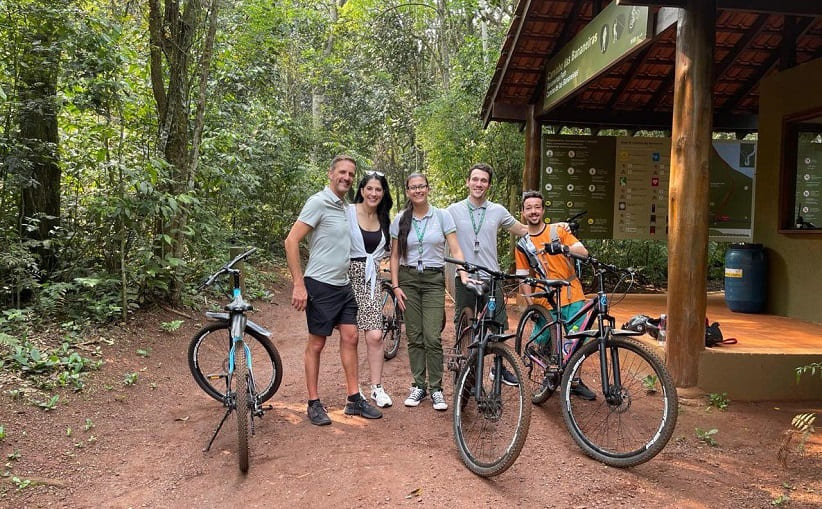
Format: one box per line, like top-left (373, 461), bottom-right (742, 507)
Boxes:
top-left (381, 287), bottom-right (402, 360)
top-left (452, 341), bottom-right (532, 477)
top-left (560, 336), bottom-right (678, 467)
top-left (236, 342), bottom-right (250, 473)
top-left (514, 304), bottom-right (557, 405)
top-left (189, 322), bottom-right (283, 403)
top-left (448, 307), bottom-right (473, 385)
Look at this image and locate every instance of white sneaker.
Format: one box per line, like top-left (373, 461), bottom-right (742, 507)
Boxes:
top-left (370, 384), bottom-right (393, 408)
top-left (431, 390), bottom-right (448, 411)
top-left (404, 386), bottom-right (427, 407)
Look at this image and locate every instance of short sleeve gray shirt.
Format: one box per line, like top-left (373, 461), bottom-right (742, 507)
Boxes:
top-left (446, 198), bottom-right (516, 272)
top-left (297, 187), bottom-right (351, 286)
top-left (389, 206), bottom-right (456, 268)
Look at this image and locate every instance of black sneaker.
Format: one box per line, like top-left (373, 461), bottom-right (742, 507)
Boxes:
top-left (307, 400), bottom-right (332, 426)
top-left (570, 379), bottom-right (597, 401)
top-left (490, 366), bottom-right (519, 386)
top-left (344, 395), bottom-right (383, 419)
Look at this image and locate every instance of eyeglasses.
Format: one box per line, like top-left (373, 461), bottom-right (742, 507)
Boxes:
top-left (407, 184), bottom-right (429, 192)
top-left (365, 171), bottom-right (384, 177)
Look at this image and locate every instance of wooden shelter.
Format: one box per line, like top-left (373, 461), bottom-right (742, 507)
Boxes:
top-left (481, 0), bottom-right (822, 387)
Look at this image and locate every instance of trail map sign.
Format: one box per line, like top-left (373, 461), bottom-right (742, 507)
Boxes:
top-left (540, 134), bottom-right (756, 241)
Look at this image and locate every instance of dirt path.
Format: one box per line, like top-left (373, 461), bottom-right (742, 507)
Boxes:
top-left (1, 280), bottom-right (820, 508)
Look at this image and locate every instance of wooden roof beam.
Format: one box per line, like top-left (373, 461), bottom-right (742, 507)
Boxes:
top-left (617, 0), bottom-right (822, 16)
top-left (714, 14), bottom-right (768, 80)
top-left (722, 16), bottom-right (813, 111)
top-left (605, 45), bottom-right (654, 110)
top-left (537, 107), bottom-right (757, 131)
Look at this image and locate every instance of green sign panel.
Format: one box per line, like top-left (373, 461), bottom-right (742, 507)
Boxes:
top-left (795, 133), bottom-right (822, 228)
top-left (543, 4), bottom-right (651, 112)
top-left (541, 134), bottom-right (756, 241)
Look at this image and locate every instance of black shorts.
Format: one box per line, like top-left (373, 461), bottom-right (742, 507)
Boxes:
top-left (304, 277), bottom-right (358, 337)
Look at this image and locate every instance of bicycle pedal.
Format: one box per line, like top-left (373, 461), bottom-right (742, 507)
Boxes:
top-left (262, 404), bottom-right (273, 410)
top-left (206, 373), bottom-right (227, 380)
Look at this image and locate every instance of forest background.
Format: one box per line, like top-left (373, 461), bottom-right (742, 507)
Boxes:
top-left (0, 0), bottom-right (727, 344)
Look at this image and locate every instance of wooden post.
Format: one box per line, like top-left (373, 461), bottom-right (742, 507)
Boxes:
top-left (524, 104), bottom-right (541, 192)
top-left (666, 0), bottom-right (714, 387)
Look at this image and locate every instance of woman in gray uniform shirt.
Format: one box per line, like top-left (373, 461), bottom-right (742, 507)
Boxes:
top-left (389, 173), bottom-right (469, 411)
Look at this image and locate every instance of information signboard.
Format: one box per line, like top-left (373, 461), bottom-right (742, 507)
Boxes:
top-left (543, 4), bottom-right (651, 112)
top-left (540, 134), bottom-right (756, 241)
top-left (795, 133), bottom-right (822, 228)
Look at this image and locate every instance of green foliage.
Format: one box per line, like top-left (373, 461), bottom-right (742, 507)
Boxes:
top-left (123, 372), bottom-right (138, 386)
top-left (160, 320), bottom-right (183, 333)
top-left (707, 392), bottom-right (730, 411)
top-left (695, 427), bottom-right (719, 446)
top-left (35, 394), bottom-right (59, 411)
top-left (771, 494), bottom-right (790, 506)
top-left (0, 338), bottom-right (101, 392)
top-left (795, 362), bottom-right (822, 383)
top-left (641, 374), bottom-right (659, 394)
top-left (12, 476), bottom-right (32, 490)
top-left (0, 425), bottom-right (5, 441)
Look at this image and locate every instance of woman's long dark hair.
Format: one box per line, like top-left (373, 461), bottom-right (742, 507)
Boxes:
top-left (354, 173), bottom-right (393, 249)
top-left (397, 172), bottom-right (428, 261)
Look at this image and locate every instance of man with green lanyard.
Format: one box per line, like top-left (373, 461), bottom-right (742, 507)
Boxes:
top-left (446, 163), bottom-right (529, 385)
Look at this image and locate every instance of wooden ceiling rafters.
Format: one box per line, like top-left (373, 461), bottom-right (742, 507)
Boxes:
top-left (482, 0), bottom-right (822, 129)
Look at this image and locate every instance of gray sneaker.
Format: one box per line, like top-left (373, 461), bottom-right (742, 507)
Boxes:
top-left (344, 395), bottom-right (383, 419)
top-left (307, 400), bottom-right (332, 426)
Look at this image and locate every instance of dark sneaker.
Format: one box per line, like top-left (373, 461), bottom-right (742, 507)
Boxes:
top-left (344, 395), bottom-right (383, 419)
top-left (490, 366), bottom-right (519, 386)
top-left (307, 400), bottom-right (332, 426)
top-left (570, 379), bottom-right (597, 401)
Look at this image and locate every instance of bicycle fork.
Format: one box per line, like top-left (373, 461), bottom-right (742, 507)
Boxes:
top-left (596, 330), bottom-right (625, 406)
top-left (204, 315), bottom-right (271, 452)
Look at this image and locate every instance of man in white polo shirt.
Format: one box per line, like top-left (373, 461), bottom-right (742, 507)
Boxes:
top-left (446, 163), bottom-right (529, 385)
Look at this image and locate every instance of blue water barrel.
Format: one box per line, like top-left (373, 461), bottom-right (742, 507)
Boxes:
top-left (724, 243), bottom-right (767, 313)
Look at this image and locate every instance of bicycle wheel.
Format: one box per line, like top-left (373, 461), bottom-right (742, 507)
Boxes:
top-left (381, 288), bottom-right (402, 360)
top-left (235, 342), bottom-right (250, 473)
top-left (189, 322), bottom-right (283, 403)
top-left (453, 342), bottom-right (532, 477)
top-left (560, 336), bottom-right (678, 467)
top-left (514, 304), bottom-right (557, 405)
top-left (448, 307), bottom-right (473, 385)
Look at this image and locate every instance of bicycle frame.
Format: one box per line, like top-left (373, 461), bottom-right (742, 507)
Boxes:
top-left (447, 258), bottom-right (519, 402)
top-left (523, 254), bottom-right (632, 400)
top-left (202, 249), bottom-right (271, 453)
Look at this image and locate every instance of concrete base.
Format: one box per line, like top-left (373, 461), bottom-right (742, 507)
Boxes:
top-left (637, 334), bottom-right (822, 401)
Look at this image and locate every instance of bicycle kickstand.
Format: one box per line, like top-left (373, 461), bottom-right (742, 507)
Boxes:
top-left (203, 407), bottom-right (232, 452)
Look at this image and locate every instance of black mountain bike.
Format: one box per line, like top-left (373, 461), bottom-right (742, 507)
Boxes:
top-left (445, 256), bottom-right (532, 477)
top-left (515, 246), bottom-right (677, 468)
top-left (187, 248), bottom-right (283, 473)
top-left (380, 269), bottom-right (403, 360)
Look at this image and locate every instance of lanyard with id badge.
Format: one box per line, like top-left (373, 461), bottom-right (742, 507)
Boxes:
top-left (411, 215), bottom-right (430, 272)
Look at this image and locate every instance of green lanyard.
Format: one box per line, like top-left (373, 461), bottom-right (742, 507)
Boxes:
top-left (467, 201), bottom-right (486, 253)
top-left (411, 215), bottom-right (430, 270)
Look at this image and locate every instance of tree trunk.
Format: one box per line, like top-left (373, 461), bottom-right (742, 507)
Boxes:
top-left (666, 1), bottom-right (715, 388)
top-left (18, 5), bottom-right (61, 275)
top-left (148, 0), bottom-right (220, 304)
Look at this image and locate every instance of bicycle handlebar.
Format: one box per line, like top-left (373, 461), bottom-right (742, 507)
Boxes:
top-left (199, 247), bottom-right (257, 289)
top-left (445, 256), bottom-right (521, 281)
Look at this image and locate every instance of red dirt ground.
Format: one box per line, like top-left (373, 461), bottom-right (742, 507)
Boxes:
top-left (1, 279), bottom-right (820, 508)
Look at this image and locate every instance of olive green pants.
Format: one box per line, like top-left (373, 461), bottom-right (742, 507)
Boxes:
top-left (399, 266), bottom-right (445, 392)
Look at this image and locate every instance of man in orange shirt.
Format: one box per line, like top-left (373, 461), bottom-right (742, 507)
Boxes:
top-left (514, 190), bottom-right (595, 400)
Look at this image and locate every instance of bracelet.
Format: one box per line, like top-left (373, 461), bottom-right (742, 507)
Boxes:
top-left (392, 286), bottom-right (400, 290)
